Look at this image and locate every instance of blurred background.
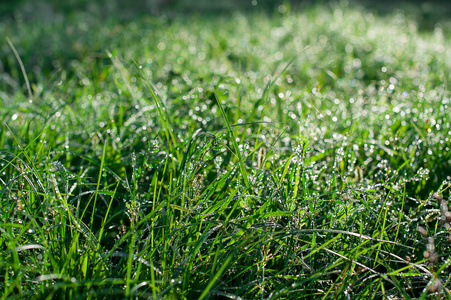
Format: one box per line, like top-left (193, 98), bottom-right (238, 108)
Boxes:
top-left (1, 0), bottom-right (450, 24)
top-left (1, 0), bottom-right (450, 89)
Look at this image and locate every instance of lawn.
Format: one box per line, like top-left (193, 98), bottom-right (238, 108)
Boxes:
top-left (1, 0), bottom-right (451, 298)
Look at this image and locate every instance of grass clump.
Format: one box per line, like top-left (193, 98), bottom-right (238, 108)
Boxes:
top-left (1, 1), bottom-right (451, 299)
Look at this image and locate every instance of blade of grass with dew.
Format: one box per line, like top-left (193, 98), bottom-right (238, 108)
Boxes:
top-left (214, 90), bottom-right (251, 190)
top-left (89, 140), bottom-right (107, 230)
top-left (124, 229), bottom-right (137, 297)
top-left (133, 59), bottom-right (177, 154)
top-left (6, 37), bottom-right (32, 100)
top-left (1, 122), bottom-right (50, 192)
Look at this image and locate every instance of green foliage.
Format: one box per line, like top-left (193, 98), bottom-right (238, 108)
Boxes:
top-left (1, 1), bottom-right (451, 299)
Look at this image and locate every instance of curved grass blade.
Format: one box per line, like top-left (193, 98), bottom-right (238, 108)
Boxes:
top-left (213, 90), bottom-right (251, 190)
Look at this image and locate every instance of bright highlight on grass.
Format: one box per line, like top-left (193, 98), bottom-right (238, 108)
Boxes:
top-left (1, 1), bottom-right (451, 299)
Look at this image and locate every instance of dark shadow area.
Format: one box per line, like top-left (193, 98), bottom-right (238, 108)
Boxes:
top-left (355, 0), bottom-right (451, 32)
top-left (1, 0), bottom-right (451, 29)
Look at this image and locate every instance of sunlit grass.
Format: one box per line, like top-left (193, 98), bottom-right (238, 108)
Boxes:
top-left (1, 1), bottom-right (451, 299)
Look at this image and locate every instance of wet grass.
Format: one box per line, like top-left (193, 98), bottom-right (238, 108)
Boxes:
top-left (1, 1), bottom-right (451, 299)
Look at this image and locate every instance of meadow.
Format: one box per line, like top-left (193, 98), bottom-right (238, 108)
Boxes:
top-left (1, 1), bottom-right (451, 298)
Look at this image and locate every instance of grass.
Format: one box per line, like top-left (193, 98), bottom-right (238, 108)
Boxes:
top-left (1, 0), bottom-right (451, 298)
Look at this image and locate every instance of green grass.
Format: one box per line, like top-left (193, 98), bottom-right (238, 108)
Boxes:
top-left (1, 1), bottom-right (451, 299)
